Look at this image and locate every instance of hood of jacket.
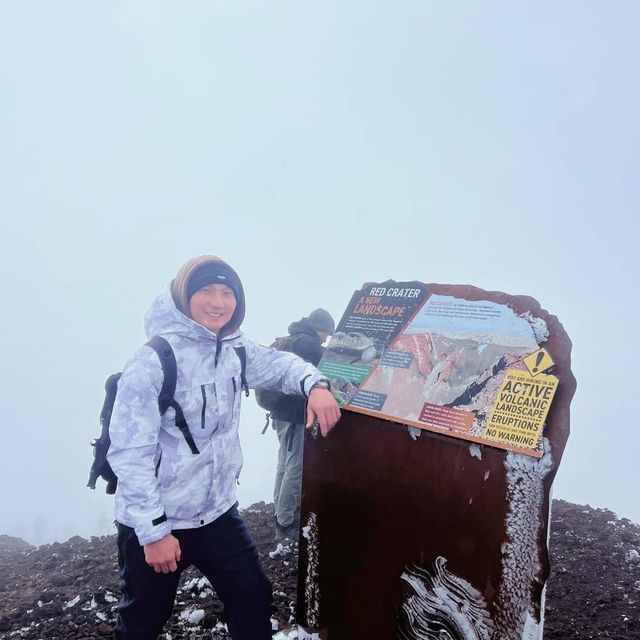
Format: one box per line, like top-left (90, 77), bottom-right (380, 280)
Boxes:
top-left (143, 285), bottom-right (226, 342)
top-left (288, 317), bottom-right (321, 338)
top-left (164, 255), bottom-right (246, 339)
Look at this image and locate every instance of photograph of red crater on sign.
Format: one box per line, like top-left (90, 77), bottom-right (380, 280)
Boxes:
top-left (318, 282), bottom-right (559, 457)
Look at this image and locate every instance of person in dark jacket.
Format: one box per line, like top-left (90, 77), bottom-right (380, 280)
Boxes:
top-left (271, 308), bottom-right (335, 540)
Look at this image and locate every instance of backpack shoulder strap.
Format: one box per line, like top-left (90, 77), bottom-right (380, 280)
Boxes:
top-left (146, 336), bottom-right (200, 455)
top-left (233, 346), bottom-right (250, 396)
top-left (146, 336), bottom-right (176, 415)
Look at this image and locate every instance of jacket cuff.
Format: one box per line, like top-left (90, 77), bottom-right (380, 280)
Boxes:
top-left (301, 371), bottom-right (326, 398)
top-left (135, 514), bottom-right (172, 546)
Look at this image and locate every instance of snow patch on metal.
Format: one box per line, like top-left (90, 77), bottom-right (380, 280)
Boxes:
top-left (521, 613), bottom-right (542, 640)
top-left (521, 312), bottom-right (549, 344)
top-left (493, 438), bottom-right (554, 639)
top-left (396, 557), bottom-right (494, 639)
top-left (408, 426), bottom-right (422, 440)
top-left (302, 511), bottom-right (320, 628)
top-left (468, 443), bottom-right (482, 460)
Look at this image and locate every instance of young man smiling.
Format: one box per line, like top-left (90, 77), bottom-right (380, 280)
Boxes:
top-left (188, 282), bottom-right (238, 333)
top-left (107, 256), bottom-right (340, 640)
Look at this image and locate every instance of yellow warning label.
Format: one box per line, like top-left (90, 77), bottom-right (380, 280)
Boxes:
top-left (482, 369), bottom-right (559, 452)
top-left (523, 348), bottom-right (555, 377)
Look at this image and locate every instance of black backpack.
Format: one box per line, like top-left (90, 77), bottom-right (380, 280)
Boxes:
top-left (87, 336), bottom-right (248, 494)
top-left (255, 335), bottom-right (305, 430)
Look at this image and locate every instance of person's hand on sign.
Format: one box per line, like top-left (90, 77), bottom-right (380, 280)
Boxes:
top-left (306, 380), bottom-right (341, 436)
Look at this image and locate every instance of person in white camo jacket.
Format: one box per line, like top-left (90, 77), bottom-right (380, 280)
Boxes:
top-left (107, 255), bottom-right (340, 640)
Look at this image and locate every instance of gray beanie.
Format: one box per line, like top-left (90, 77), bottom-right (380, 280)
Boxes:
top-left (308, 308), bottom-right (335, 334)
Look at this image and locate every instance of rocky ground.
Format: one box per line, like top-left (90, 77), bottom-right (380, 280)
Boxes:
top-left (0, 500), bottom-right (638, 640)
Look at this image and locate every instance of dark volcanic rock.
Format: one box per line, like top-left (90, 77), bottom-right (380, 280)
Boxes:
top-left (0, 535), bottom-right (34, 555)
top-left (544, 500), bottom-right (640, 639)
top-left (0, 500), bottom-right (638, 639)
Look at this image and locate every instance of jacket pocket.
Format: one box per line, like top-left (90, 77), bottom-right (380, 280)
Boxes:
top-left (193, 382), bottom-right (217, 436)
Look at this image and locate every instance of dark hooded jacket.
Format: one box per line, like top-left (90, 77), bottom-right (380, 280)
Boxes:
top-left (269, 317), bottom-right (326, 423)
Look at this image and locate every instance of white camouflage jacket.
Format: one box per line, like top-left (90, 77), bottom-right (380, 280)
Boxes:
top-left (107, 286), bottom-right (323, 545)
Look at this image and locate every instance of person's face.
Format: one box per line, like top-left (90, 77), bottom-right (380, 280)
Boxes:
top-left (189, 283), bottom-right (237, 334)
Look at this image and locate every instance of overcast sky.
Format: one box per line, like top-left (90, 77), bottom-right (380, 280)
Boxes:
top-left (1, 1), bottom-right (638, 545)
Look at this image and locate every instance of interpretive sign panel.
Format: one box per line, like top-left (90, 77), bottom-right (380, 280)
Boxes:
top-left (297, 281), bottom-right (575, 640)
top-left (318, 281), bottom-right (559, 457)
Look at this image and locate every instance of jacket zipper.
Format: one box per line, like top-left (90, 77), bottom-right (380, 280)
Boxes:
top-left (212, 383), bottom-right (219, 433)
top-left (200, 385), bottom-right (207, 429)
top-left (231, 377), bottom-right (237, 422)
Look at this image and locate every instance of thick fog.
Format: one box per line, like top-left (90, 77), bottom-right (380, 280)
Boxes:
top-left (1, 1), bottom-right (639, 545)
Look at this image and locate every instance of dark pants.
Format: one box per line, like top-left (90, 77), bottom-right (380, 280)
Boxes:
top-left (115, 504), bottom-right (272, 640)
